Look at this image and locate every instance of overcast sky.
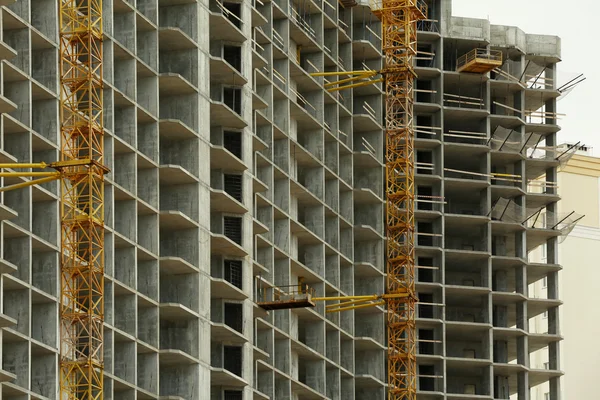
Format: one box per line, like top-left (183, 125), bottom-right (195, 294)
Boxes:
top-left (451, 0), bottom-right (600, 153)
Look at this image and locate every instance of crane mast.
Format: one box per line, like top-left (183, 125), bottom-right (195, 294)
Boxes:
top-left (373, 1), bottom-right (425, 399)
top-left (0, 2), bottom-right (107, 398)
top-left (59, 0), bottom-right (106, 398)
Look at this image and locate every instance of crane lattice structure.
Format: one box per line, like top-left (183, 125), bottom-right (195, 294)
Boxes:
top-left (0, 1), bottom-right (106, 399)
top-left (59, 0), bottom-right (106, 398)
top-left (374, 1), bottom-right (426, 399)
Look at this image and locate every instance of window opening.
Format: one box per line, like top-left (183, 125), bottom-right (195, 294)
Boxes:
top-left (224, 259), bottom-right (242, 289)
top-left (224, 174), bottom-right (243, 202)
top-left (224, 216), bottom-right (242, 245)
top-left (223, 131), bottom-right (242, 159)
top-left (224, 87), bottom-right (242, 115)
top-left (223, 346), bottom-right (243, 376)
top-left (224, 302), bottom-right (243, 332)
top-left (223, 45), bottom-right (242, 72)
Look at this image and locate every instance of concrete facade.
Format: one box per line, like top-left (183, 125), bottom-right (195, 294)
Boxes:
top-left (0, 0), bottom-right (570, 399)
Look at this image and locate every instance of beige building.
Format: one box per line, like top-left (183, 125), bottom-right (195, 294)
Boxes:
top-left (530, 148), bottom-right (600, 400)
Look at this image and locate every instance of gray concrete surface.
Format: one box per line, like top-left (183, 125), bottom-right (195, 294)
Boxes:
top-left (0, 0), bottom-right (565, 399)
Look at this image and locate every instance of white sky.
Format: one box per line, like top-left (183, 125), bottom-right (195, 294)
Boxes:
top-left (451, 0), bottom-right (600, 153)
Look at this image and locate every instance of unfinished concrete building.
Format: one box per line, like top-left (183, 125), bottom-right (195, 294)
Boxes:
top-left (0, 0), bottom-right (577, 399)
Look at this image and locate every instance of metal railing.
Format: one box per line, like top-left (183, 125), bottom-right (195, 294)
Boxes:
top-left (291, 6), bottom-right (317, 40)
top-left (443, 92), bottom-right (485, 109)
top-left (491, 100), bottom-right (521, 118)
top-left (256, 282), bottom-right (316, 304)
top-left (416, 0), bottom-right (427, 15)
top-left (417, 19), bottom-right (439, 33)
top-left (457, 48), bottom-right (502, 70)
top-left (338, 17), bottom-right (351, 38)
top-left (445, 202), bottom-right (485, 216)
top-left (214, 0), bottom-right (243, 30)
top-left (323, 0), bottom-right (336, 23)
top-left (353, 24), bottom-right (381, 50)
top-left (444, 167), bottom-right (487, 181)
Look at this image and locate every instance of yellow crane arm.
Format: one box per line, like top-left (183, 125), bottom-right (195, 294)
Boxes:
top-left (314, 292), bottom-right (411, 313)
top-left (256, 278), bottom-right (413, 313)
top-left (0, 159), bottom-right (102, 193)
top-left (309, 70), bottom-right (383, 92)
top-left (0, 175), bottom-right (61, 193)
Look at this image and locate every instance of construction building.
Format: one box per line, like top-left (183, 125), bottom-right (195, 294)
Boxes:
top-left (529, 147), bottom-right (598, 400)
top-left (0, 0), bottom-right (580, 399)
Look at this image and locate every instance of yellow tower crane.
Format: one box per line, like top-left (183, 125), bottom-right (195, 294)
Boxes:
top-left (375, 3), bottom-right (426, 398)
top-left (0, 1), bottom-right (106, 399)
top-left (259, 1), bottom-right (427, 400)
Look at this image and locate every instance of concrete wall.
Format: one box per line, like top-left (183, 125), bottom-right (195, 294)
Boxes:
top-left (0, 0), bottom-right (569, 399)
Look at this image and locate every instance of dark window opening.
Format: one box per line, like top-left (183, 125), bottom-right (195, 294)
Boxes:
top-left (493, 305), bottom-right (508, 328)
top-left (223, 87), bottom-right (242, 115)
top-left (224, 390), bottom-right (243, 400)
top-left (224, 302), bottom-right (243, 332)
top-left (224, 216), bottom-right (242, 244)
top-left (494, 375), bottom-right (510, 399)
top-left (223, 131), bottom-right (242, 159)
top-left (418, 293), bottom-right (433, 319)
top-left (419, 329), bottom-right (434, 355)
top-left (223, 2), bottom-right (241, 28)
top-left (416, 44), bottom-right (435, 67)
top-left (417, 186), bottom-right (433, 211)
top-left (416, 115), bottom-right (434, 139)
top-left (416, 150), bottom-right (433, 174)
top-left (493, 340), bottom-right (509, 363)
top-left (416, 79), bottom-right (434, 103)
top-left (492, 235), bottom-right (506, 256)
top-left (224, 259), bottom-right (242, 289)
top-left (224, 174), bottom-right (243, 202)
top-left (443, 42), bottom-right (457, 71)
top-left (223, 346), bottom-right (243, 376)
top-left (417, 222), bottom-right (433, 247)
top-left (418, 257), bottom-right (434, 283)
top-left (224, 45), bottom-right (242, 73)
top-left (419, 364), bottom-right (435, 391)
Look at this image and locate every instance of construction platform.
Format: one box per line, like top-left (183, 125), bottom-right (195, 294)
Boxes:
top-left (457, 48), bottom-right (503, 73)
top-left (258, 293), bottom-right (316, 310)
top-left (256, 281), bottom-right (317, 310)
